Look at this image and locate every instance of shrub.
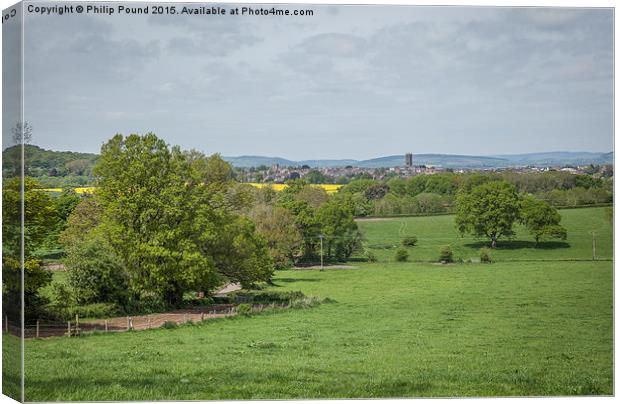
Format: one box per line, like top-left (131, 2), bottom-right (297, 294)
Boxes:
top-left (401, 236), bottom-right (418, 247)
top-left (480, 247), bottom-right (492, 263)
top-left (230, 290), bottom-right (305, 305)
top-left (161, 321), bottom-right (178, 329)
top-left (439, 245), bottom-right (453, 263)
top-left (236, 303), bottom-right (252, 316)
top-left (365, 250), bottom-right (378, 262)
top-left (395, 248), bottom-right (409, 262)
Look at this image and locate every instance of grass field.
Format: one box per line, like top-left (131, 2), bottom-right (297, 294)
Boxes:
top-left (357, 207), bottom-right (612, 262)
top-left (17, 207), bottom-right (614, 400)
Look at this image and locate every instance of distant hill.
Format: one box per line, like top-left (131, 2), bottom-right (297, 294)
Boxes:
top-left (490, 151), bottom-right (614, 167)
top-left (2, 146), bottom-right (613, 177)
top-left (222, 152), bottom-right (613, 169)
top-left (3, 145), bottom-right (98, 178)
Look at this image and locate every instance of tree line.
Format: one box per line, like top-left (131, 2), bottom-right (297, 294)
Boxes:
top-left (2, 133), bottom-right (362, 322)
top-left (337, 171), bottom-right (612, 217)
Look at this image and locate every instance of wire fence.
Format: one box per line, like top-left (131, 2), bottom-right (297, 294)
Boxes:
top-left (4, 303), bottom-right (284, 339)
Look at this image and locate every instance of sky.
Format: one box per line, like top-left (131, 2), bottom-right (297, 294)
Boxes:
top-left (3, 2), bottom-right (614, 160)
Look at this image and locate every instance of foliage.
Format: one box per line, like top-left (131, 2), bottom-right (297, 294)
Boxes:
top-left (479, 248), bottom-right (492, 263)
top-left (316, 198), bottom-right (362, 261)
top-left (520, 195), bottom-right (568, 244)
top-left (295, 185), bottom-right (329, 208)
top-left (395, 248), bottom-right (409, 262)
top-left (402, 236), bottom-right (418, 247)
top-left (455, 181), bottom-right (521, 248)
top-left (365, 250), bottom-right (378, 263)
top-left (229, 290), bottom-right (306, 304)
top-left (438, 245), bottom-right (454, 263)
top-left (89, 133), bottom-right (273, 306)
top-left (64, 231), bottom-right (128, 306)
top-left (304, 170), bottom-right (329, 184)
top-left (364, 183), bottom-right (390, 200)
top-left (59, 196), bottom-right (102, 250)
top-left (2, 144), bottom-right (98, 179)
top-left (2, 177), bottom-right (57, 320)
top-left (249, 204), bottom-right (303, 269)
top-left (236, 303), bottom-right (252, 316)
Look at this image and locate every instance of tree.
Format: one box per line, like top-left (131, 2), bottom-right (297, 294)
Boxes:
top-left (65, 230), bottom-right (128, 305)
top-left (316, 198), bottom-right (362, 261)
top-left (304, 169), bottom-right (328, 184)
top-left (2, 177), bottom-right (56, 320)
top-left (455, 181), bottom-right (521, 248)
top-left (520, 195), bottom-right (567, 245)
top-left (364, 183), bottom-right (390, 200)
top-left (91, 133), bottom-right (273, 305)
top-left (59, 196), bottom-right (103, 250)
top-left (295, 185), bottom-right (329, 208)
top-left (249, 204), bottom-right (303, 269)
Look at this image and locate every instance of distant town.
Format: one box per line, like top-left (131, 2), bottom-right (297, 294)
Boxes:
top-left (235, 152), bottom-right (614, 184)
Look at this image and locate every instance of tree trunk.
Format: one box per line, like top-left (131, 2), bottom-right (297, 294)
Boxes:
top-left (491, 236), bottom-right (497, 249)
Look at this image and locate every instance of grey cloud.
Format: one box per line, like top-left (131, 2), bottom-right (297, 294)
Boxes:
top-left (14, 5), bottom-right (614, 158)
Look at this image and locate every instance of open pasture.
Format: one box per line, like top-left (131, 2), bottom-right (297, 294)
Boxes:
top-left (357, 207), bottom-right (612, 262)
top-left (16, 206), bottom-right (613, 400)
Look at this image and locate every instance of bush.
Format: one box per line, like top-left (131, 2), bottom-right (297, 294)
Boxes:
top-left (438, 245), bottom-right (453, 263)
top-left (401, 236), bottom-right (418, 247)
top-left (365, 250), bottom-right (378, 262)
top-left (230, 290), bottom-right (305, 304)
top-left (161, 321), bottom-right (178, 329)
top-left (395, 248), bottom-right (409, 262)
top-left (236, 303), bottom-right (252, 316)
top-left (479, 247), bottom-right (492, 263)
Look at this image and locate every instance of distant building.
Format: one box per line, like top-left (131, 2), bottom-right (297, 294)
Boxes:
top-left (405, 153), bottom-right (413, 167)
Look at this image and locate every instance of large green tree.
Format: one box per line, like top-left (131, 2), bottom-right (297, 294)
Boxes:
top-left (91, 133), bottom-right (273, 305)
top-left (520, 195), bottom-right (567, 245)
top-left (455, 181), bottom-right (521, 248)
top-left (249, 204), bottom-right (303, 269)
top-left (316, 197), bottom-right (362, 261)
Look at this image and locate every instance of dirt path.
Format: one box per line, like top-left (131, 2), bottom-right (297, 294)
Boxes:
top-left (21, 304), bottom-right (239, 338)
top-left (21, 283), bottom-right (246, 338)
top-left (214, 283), bottom-right (242, 295)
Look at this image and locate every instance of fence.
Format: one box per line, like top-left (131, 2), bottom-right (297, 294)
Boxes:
top-left (4, 303), bottom-right (282, 339)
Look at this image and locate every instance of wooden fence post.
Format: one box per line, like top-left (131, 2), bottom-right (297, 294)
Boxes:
top-left (147, 315), bottom-right (151, 329)
top-left (200, 312), bottom-right (204, 321)
top-left (67, 321), bottom-right (71, 337)
top-left (104, 320), bottom-right (108, 333)
top-left (36, 320), bottom-right (39, 338)
top-left (127, 316), bottom-right (130, 331)
top-left (75, 314), bottom-right (79, 336)
top-left (183, 313), bottom-right (187, 324)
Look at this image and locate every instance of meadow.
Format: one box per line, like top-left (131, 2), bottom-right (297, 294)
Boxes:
top-left (17, 207), bottom-right (614, 400)
top-left (358, 207), bottom-right (612, 262)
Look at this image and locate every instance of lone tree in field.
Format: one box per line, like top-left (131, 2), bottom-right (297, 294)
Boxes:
top-left (520, 195), bottom-right (567, 245)
top-left (455, 181), bottom-right (521, 248)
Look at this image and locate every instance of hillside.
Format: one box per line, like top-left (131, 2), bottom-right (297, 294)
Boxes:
top-left (2, 146), bottom-right (613, 178)
top-left (222, 151), bottom-right (613, 168)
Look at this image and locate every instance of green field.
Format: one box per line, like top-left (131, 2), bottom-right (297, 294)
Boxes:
top-left (358, 207), bottom-right (612, 262)
top-left (18, 207), bottom-right (614, 400)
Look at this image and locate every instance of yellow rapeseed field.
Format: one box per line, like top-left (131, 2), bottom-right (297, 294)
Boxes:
top-left (40, 183), bottom-right (343, 194)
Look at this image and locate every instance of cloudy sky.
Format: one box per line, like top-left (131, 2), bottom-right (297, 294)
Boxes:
top-left (5, 3), bottom-right (614, 159)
